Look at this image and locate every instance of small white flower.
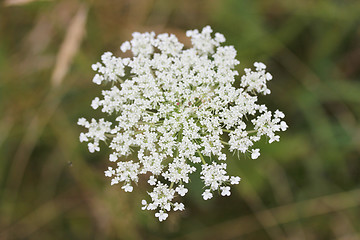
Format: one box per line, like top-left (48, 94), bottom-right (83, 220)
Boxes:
top-left (230, 176), bottom-right (241, 185)
top-left (164, 203), bottom-right (171, 211)
top-left (175, 185), bottom-right (188, 197)
top-left (91, 63), bottom-right (99, 71)
top-left (280, 121), bottom-right (288, 131)
top-left (254, 62), bottom-right (266, 70)
top-left (251, 149), bottom-right (260, 159)
top-left (111, 177), bottom-right (119, 185)
top-left (109, 153), bottom-right (117, 162)
top-left (266, 72), bottom-right (273, 80)
top-left (122, 184), bottom-right (133, 192)
top-left (147, 203), bottom-right (157, 210)
top-left (202, 189), bottom-right (213, 200)
top-left (155, 210), bottom-right (168, 222)
top-left (120, 41), bottom-right (131, 52)
top-left (104, 167), bottom-right (115, 177)
top-left (215, 32), bottom-right (226, 43)
top-left (77, 118), bottom-right (87, 126)
top-left (220, 186), bottom-right (231, 196)
top-left (88, 142), bottom-right (99, 153)
top-left (274, 110), bottom-right (285, 118)
top-left (79, 133), bottom-right (88, 142)
top-left (91, 97), bottom-right (100, 109)
top-left (141, 200), bottom-right (147, 210)
top-left (173, 202), bottom-right (185, 211)
top-left (92, 74), bottom-right (103, 85)
top-left (148, 176), bottom-right (157, 186)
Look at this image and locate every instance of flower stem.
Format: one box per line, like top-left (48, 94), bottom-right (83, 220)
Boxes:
top-left (105, 133), bottom-right (117, 137)
top-left (247, 130), bottom-right (257, 134)
top-left (197, 150), bottom-right (206, 164)
top-left (222, 129), bottom-right (232, 133)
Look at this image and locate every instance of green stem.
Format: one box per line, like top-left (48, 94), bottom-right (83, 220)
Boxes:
top-left (105, 133), bottom-right (117, 137)
top-left (222, 128), bottom-right (232, 133)
top-left (145, 110), bottom-right (155, 115)
top-left (197, 150), bottom-right (206, 165)
top-left (247, 130), bottom-right (257, 134)
top-left (134, 130), bottom-right (145, 134)
top-left (222, 129), bottom-right (257, 134)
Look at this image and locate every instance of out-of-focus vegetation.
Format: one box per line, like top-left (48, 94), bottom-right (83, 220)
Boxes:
top-left (1, 0), bottom-right (360, 239)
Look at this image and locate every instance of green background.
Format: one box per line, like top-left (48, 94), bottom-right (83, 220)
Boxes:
top-left (1, 0), bottom-right (360, 239)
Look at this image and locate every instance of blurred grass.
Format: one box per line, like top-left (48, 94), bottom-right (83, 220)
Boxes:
top-left (1, 0), bottom-right (360, 239)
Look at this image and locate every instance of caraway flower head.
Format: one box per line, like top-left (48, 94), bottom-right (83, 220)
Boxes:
top-left (78, 26), bottom-right (288, 221)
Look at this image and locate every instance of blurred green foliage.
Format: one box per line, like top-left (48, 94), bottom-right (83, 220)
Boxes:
top-left (1, 0), bottom-right (360, 239)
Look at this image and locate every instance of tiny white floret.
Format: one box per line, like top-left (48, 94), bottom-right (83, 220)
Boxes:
top-left (155, 210), bottom-right (168, 222)
top-left (251, 149), bottom-right (260, 159)
top-left (220, 186), bottom-right (231, 196)
top-left (202, 189), bottom-right (213, 200)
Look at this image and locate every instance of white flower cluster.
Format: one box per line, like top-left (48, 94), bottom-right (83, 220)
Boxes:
top-left (78, 26), bottom-right (288, 221)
